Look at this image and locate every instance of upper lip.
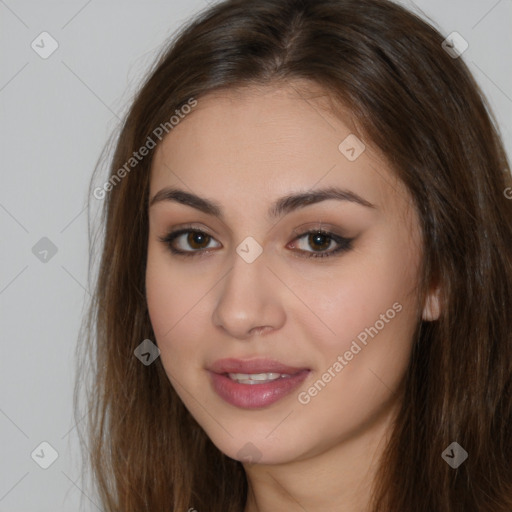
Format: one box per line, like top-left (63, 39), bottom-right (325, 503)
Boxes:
top-left (209, 358), bottom-right (309, 375)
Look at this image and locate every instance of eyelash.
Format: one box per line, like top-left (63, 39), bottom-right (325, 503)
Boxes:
top-left (158, 226), bottom-right (354, 260)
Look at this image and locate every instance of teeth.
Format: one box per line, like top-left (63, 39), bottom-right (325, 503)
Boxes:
top-left (228, 372), bottom-right (291, 384)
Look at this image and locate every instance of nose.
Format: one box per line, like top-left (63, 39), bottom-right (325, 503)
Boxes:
top-left (211, 251), bottom-right (286, 340)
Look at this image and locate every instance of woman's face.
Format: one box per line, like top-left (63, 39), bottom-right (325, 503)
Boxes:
top-left (146, 83), bottom-right (429, 465)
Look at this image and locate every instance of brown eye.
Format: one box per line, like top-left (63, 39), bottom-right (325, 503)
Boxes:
top-left (307, 232), bottom-right (333, 252)
top-left (290, 230), bottom-right (354, 259)
top-left (159, 228), bottom-right (221, 255)
top-left (186, 231), bottom-right (211, 250)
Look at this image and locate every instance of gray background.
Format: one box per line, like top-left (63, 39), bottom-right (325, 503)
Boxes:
top-left (1, 1), bottom-right (511, 510)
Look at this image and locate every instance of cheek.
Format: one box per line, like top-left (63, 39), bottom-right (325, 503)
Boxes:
top-left (290, 234), bottom-right (419, 354)
top-left (146, 251), bottom-right (175, 340)
top-left (326, 238), bottom-right (419, 381)
top-left (292, 238), bottom-right (421, 419)
top-left (145, 246), bottom-right (196, 356)
top-left (145, 242), bottom-right (219, 380)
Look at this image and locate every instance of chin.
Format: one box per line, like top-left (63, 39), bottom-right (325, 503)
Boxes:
top-left (201, 423), bottom-right (310, 466)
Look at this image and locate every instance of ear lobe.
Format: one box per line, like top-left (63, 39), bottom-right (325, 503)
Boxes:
top-left (422, 285), bottom-right (442, 321)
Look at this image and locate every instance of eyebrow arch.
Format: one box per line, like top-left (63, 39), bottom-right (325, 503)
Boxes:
top-left (149, 185), bottom-right (376, 220)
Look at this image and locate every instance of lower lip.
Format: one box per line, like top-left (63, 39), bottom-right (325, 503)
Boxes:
top-left (209, 370), bottom-right (310, 409)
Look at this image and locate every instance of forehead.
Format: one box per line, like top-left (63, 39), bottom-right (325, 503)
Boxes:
top-left (150, 83), bottom-right (412, 219)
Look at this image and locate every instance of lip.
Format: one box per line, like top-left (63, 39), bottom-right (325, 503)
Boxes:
top-left (208, 358), bottom-right (310, 409)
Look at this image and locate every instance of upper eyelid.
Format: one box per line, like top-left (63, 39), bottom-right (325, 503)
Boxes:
top-left (166, 225), bottom-right (342, 240)
top-left (167, 220), bottom-right (346, 238)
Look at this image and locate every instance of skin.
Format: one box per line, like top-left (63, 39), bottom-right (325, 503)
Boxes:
top-left (145, 82), bottom-right (440, 512)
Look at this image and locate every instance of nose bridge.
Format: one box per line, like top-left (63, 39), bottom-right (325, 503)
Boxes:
top-left (212, 246), bottom-right (285, 338)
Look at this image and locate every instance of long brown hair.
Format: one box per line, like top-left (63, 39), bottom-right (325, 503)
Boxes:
top-left (76, 0), bottom-right (512, 510)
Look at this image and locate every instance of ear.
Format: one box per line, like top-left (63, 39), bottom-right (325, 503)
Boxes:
top-left (422, 284), bottom-right (442, 321)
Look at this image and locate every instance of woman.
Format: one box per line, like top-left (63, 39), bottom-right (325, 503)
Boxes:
top-left (78, 0), bottom-right (512, 510)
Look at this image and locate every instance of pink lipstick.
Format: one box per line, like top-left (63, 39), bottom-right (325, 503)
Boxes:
top-left (208, 358), bottom-right (310, 409)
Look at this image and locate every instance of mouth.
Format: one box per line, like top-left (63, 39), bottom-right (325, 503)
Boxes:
top-left (226, 372), bottom-right (296, 384)
top-left (208, 358), bottom-right (311, 409)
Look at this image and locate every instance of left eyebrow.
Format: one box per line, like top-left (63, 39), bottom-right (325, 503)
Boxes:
top-left (149, 185), bottom-right (377, 221)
